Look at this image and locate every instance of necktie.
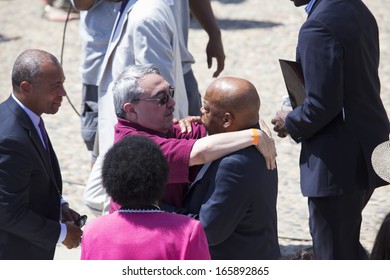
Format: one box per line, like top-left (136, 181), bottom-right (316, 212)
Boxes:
top-left (38, 117), bottom-right (50, 152)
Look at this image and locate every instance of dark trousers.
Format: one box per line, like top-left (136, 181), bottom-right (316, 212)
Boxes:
top-left (308, 188), bottom-right (374, 259)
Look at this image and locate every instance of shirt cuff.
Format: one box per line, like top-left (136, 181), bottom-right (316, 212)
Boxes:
top-left (57, 222), bottom-right (67, 244)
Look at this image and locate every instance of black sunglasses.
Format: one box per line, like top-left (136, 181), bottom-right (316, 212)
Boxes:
top-left (132, 86), bottom-right (175, 106)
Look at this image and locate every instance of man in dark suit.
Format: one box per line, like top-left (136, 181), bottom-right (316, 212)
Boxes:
top-left (0, 49), bottom-right (83, 259)
top-left (272, 0), bottom-right (390, 259)
top-left (184, 77), bottom-right (281, 260)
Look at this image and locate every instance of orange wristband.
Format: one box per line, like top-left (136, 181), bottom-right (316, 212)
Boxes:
top-left (252, 128), bottom-right (259, 145)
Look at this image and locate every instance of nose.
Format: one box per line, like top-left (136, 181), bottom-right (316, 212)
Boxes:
top-left (168, 93), bottom-right (176, 107)
top-left (58, 84), bottom-right (67, 96)
top-left (200, 106), bottom-right (205, 115)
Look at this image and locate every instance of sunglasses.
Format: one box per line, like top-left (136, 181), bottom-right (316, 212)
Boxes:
top-left (133, 86), bottom-right (175, 106)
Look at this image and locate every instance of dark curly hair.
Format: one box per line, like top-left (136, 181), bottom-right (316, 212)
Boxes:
top-left (102, 135), bottom-right (169, 207)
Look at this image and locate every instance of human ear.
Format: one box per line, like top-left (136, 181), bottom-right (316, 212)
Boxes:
top-left (222, 112), bottom-right (233, 129)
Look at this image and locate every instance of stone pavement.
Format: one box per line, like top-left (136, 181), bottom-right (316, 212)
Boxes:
top-left (0, 0), bottom-right (389, 260)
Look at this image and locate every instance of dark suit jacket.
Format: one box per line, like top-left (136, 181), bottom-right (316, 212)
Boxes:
top-left (286, 0), bottom-right (390, 197)
top-left (184, 145), bottom-right (281, 260)
top-left (0, 96), bottom-right (62, 259)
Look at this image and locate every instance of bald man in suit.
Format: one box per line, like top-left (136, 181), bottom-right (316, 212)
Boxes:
top-left (184, 77), bottom-right (281, 260)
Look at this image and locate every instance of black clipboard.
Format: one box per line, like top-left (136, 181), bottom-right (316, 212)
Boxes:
top-left (279, 59), bottom-right (306, 109)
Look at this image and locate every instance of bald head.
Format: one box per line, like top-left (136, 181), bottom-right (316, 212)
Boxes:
top-left (202, 77), bottom-right (260, 134)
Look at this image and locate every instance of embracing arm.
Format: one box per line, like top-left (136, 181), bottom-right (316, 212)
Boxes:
top-left (189, 128), bottom-right (276, 170)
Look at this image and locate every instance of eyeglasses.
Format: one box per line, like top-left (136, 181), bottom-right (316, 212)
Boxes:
top-left (132, 87), bottom-right (174, 106)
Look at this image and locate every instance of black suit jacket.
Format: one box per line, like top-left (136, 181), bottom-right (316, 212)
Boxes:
top-left (184, 145), bottom-right (281, 260)
top-left (0, 96), bottom-right (62, 259)
top-left (286, 0), bottom-right (390, 197)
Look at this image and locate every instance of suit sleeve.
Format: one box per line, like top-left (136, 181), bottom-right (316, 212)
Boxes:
top-left (0, 137), bottom-right (60, 250)
top-left (286, 19), bottom-right (345, 142)
top-left (199, 156), bottom-right (251, 246)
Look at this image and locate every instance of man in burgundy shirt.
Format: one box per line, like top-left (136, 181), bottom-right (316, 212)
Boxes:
top-left (108, 64), bottom-right (276, 210)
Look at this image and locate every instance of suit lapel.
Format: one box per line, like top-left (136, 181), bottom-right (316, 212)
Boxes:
top-left (184, 162), bottom-right (213, 201)
top-left (8, 97), bottom-right (61, 196)
top-left (308, 0), bottom-right (323, 17)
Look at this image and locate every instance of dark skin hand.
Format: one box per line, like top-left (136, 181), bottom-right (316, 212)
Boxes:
top-left (61, 203), bottom-right (83, 249)
top-left (62, 222), bottom-right (83, 249)
top-left (271, 110), bottom-right (289, 138)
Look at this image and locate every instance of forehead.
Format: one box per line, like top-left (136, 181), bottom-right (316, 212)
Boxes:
top-left (139, 73), bottom-right (169, 96)
top-left (37, 61), bottom-right (64, 82)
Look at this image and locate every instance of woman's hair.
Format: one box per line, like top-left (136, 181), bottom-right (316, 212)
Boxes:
top-left (370, 212), bottom-right (390, 260)
top-left (102, 135), bottom-right (169, 207)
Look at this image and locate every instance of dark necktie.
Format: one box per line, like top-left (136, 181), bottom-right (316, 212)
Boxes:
top-left (38, 117), bottom-right (50, 157)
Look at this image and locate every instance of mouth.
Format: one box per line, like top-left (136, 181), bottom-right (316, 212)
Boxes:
top-left (165, 108), bottom-right (174, 117)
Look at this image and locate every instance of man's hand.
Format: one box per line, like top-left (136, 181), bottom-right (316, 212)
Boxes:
top-left (61, 203), bottom-right (80, 223)
top-left (206, 35), bottom-right (225, 77)
top-left (255, 129), bottom-right (277, 170)
top-left (271, 111), bottom-right (289, 138)
top-left (62, 222), bottom-right (83, 249)
top-left (173, 116), bottom-right (203, 133)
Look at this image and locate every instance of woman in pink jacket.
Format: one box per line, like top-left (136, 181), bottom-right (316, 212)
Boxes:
top-left (81, 135), bottom-right (210, 260)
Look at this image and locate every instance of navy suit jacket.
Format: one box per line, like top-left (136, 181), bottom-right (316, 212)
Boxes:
top-left (184, 145), bottom-right (281, 260)
top-left (0, 96), bottom-right (62, 259)
top-left (286, 0), bottom-right (390, 197)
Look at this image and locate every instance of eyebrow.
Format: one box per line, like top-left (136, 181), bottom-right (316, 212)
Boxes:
top-left (154, 88), bottom-right (169, 97)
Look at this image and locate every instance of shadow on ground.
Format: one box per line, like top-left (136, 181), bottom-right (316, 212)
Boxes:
top-left (191, 18), bottom-right (282, 30)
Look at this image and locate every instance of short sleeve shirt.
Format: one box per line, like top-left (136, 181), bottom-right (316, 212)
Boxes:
top-left (113, 118), bottom-right (206, 208)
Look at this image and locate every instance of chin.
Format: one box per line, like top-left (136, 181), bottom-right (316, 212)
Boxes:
top-left (292, 0), bottom-right (310, 7)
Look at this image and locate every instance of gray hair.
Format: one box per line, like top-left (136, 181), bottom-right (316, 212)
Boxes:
top-left (113, 64), bottom-right (161, 119)
top-left (12, 49), bottom-right (60, 89)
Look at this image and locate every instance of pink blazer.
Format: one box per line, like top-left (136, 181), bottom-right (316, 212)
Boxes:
top-left (81, 211), bottom-right (210, 260)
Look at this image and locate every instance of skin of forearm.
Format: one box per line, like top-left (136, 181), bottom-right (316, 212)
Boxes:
top-left (189, 0), bottom-right (221, 37)
top-left (189, 129), bottom-right (254, 166)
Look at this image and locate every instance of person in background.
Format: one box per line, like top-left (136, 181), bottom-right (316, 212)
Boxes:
top-left (0, 49), bottom-right (83, 259)
top-left (81, 135), bottom-right (211, 260)
top-left (183, 77), bottom-right (281, 260)
top-left (69, 0), bottom-right (121, 167)
top-left (272, 0), bottom-right (390, 259)
top-left (41, 0), bottom-right (79, 21)
top-left (173, 0), bottom-right (225, 116)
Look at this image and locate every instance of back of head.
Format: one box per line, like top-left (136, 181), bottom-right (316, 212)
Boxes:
top-left (370, 212), bottom-right (390, 259)
top-left (102, 136), bottom-right (169, 207)
top-left (12, 49), bottom-right (60, 91)
top-left (205, 77), bottom-right (260, 131)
